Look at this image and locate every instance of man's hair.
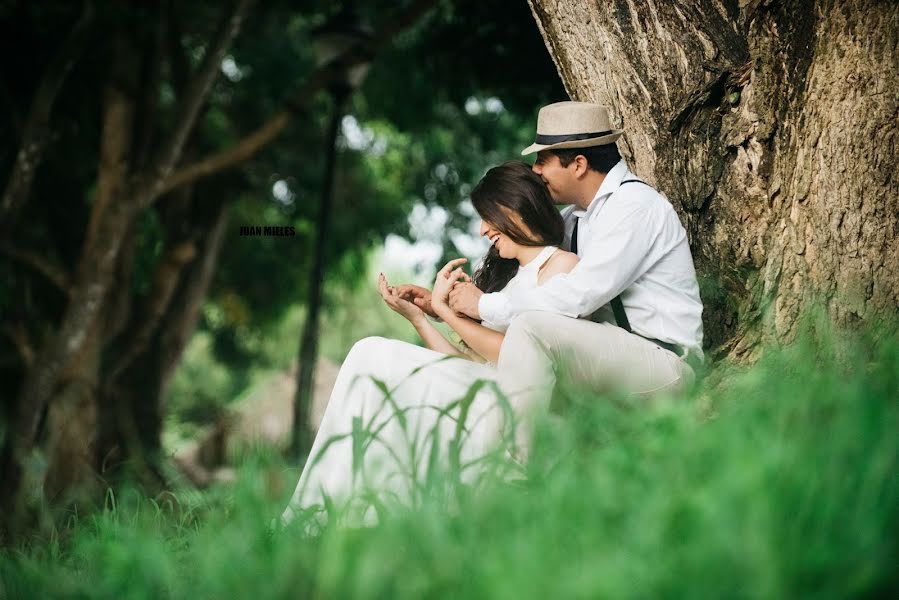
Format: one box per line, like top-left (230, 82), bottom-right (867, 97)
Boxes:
top-left (551, 144), bottom-right (621, 174)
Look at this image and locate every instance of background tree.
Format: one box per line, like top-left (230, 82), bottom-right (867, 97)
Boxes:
top-left (526, 0), bottom-right (898, 358)
top-left (0, 0), bottom-right (564, 539)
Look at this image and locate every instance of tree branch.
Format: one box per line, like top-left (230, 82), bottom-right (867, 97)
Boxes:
top-left (141, 0), bottom-right (256, 207)
top-left (0, 1), bottom-right (95, 231)
top-left (0, 243), bottom-right (70, 294)
top-left (106, 238), bottom-right (197, 383)
top-left (158, 0), bottom-right (441, 196)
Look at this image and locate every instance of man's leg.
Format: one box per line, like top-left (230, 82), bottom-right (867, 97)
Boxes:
top-left (496, 311), bottom-right (694, 459)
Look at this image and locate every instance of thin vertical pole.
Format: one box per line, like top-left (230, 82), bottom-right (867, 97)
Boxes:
top-left (291, 87), bottom-right (349, 460)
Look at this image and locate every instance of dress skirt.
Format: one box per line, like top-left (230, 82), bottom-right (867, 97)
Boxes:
top-left (280, 336), bottom-right (511, 526)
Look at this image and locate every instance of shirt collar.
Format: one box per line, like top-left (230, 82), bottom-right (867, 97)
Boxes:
top-left (583, 160), bottom-right (629, 218)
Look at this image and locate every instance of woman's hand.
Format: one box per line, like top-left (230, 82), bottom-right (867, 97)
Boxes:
top-left (378, 273), bottom-right (425, 324)
top-left (393, 284), bottom-right (436, 318)
top-left (432, 258), bottom-right (470, 314)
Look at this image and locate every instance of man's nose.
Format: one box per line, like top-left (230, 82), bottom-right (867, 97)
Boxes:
top-left (531, 162), bottom-right (542, 175)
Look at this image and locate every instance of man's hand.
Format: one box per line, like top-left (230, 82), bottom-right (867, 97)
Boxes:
top-left (448, 282), bottom-right (483, 320)
top-left (394, 283), bottom-right (437, 319)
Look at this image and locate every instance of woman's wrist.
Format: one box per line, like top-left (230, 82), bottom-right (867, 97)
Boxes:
top-left (432, 300), bottom-right (453, 320)
top-left (409, 313), bottom-right (429, 328)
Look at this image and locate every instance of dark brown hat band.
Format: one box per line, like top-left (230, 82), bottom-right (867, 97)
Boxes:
top-left (534, 130), bottom-right (614, 144)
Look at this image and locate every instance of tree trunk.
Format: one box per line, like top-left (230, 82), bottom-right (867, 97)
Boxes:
top-left (4, 32), bottom-right (139, 526)
top-left (0, 1), bottom-right (253, 539)
top-left (97, 195), bottom-right (228, 486)
top-left (527, 0), bottom-right (898, 358)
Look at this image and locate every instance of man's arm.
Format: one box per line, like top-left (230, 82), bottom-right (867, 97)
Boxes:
top-left (449, 249), bottom-right (580, 321)
top-left (477, 206), bottom-right (658, 326)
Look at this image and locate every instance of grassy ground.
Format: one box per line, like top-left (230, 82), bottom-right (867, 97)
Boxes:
top-left (1, 328), bottom-right (897, 599)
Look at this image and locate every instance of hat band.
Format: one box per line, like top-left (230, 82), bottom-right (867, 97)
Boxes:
top-left (534, 130), bottom-right (613, 144)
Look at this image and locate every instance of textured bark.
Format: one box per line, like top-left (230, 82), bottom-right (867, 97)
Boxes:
top-left (527, 0), bottom-right (898, 358)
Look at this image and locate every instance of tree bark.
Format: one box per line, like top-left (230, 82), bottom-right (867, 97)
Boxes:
top-left (527, 0), bottom-right (898, 358)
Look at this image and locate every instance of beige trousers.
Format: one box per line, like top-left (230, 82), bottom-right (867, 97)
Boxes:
top-left (495, 312), bottom-right (695, 459)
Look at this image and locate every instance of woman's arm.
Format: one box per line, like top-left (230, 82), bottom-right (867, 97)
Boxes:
top-left (434, 304), bottom-right (505, 363)
top-left (409, 313), bottom-right (467, 357)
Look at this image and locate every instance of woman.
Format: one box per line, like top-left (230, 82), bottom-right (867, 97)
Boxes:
top-left (281, 162), bottom-right (577, 527)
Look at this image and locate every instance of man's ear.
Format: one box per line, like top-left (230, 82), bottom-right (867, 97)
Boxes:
top-left (573, 154), bottom-right (590, 179)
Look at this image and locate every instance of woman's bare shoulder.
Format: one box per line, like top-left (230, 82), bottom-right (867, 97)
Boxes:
top-left (539, 249), bottom-right (579, 281)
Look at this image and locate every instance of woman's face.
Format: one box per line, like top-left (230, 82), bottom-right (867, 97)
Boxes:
top-left (479, 209), bottom-right (536, 259)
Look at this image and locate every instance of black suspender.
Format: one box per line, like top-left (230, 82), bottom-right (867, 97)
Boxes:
top-left (569, 217), bottom-right (579, 254)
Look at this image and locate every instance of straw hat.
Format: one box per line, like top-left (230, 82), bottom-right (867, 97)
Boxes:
top-left (521, 101), bottom-right (623, 155)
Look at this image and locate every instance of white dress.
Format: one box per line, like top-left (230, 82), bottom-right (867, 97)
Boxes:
top-left (281, 246), bottom-right (560, 526)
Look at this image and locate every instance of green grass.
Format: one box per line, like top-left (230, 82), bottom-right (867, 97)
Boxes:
top-left (2, 328), bottom-right (897, 599)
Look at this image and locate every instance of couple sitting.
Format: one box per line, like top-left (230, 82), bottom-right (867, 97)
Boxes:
top-left (281, 101), bottom-right (704, 526)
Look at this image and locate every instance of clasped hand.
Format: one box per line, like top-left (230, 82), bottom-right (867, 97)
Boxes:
top-left (378, 258), bottom-right (483, 323)
top-left (431, 258), bottom-right (470, 315)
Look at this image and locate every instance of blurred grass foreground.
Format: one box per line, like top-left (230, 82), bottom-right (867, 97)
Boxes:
top-left (1, 324), bottom-right (897, 599)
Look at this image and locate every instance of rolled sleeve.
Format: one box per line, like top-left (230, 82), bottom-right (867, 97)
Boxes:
top-left (478, 291), bottom-right (512, 327)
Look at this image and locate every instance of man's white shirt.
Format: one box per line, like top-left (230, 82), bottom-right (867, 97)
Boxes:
top-left (478, 160), bottom-right (705, 360)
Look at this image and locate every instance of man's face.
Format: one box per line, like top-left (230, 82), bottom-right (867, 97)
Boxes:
top-left (532, 151), bottom-right (576, 205)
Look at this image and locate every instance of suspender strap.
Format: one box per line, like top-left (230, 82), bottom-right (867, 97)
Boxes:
top-left (610, 296), bottom-right (631, 332)
top-left (607, 178), bottom-right (650, 333)
top-left (569, 217), bottom-right (579, 254)
top-left (572, 216), bottom-right (630, 331)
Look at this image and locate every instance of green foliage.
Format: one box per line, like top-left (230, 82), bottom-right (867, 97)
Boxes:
top-left (3, 327), bottom-right (897, 598)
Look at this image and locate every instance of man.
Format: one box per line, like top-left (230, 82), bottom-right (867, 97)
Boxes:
top-left (403, 101), bottom-right (703, 456)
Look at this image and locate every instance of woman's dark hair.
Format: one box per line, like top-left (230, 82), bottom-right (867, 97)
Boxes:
top-left (552, 143), bottom-right (621, 174)
top-left (470, 161), bottom-right (564, 293)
